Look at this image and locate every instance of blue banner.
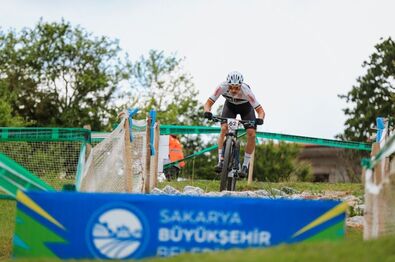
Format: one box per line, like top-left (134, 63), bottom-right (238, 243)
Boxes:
top-left (13, 191), bottom-right (346, 260)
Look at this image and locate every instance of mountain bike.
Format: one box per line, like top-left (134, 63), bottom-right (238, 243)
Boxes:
top-left (210, 116), bottom-right (256, 191)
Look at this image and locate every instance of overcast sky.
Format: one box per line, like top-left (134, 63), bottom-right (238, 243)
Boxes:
top-left (1, 0), bottom-right (394, 139)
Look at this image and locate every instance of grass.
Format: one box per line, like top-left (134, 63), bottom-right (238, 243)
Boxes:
top-left (0, 181), bottom-right (377, 262)
top-left (0, 200), bottom-right (16, 262)
top-left (143, 234), bottom-right (395, 262)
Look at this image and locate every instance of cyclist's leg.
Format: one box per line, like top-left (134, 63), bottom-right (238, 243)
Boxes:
top-left (218, 124), bottom-right (228, 161)
top-left (237, 103), bottom-right (257, 176)
top-left (244, 128), bottom-right (256, 160)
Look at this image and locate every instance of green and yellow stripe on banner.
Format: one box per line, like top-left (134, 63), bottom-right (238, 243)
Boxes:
top-left (16, 190), bottom-right (65, 230)
top-left (292, 202), bottom-right (348, 238)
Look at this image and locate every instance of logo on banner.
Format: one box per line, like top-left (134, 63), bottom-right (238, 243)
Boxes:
top-left (87, 204), bottom-right (148, 259)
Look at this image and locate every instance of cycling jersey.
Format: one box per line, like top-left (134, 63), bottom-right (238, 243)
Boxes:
top-left (209, 82), bottom-right (262, 110)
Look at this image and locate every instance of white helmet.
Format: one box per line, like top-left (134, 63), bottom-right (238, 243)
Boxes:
top-left (226, 71), bottom-right (244, 85)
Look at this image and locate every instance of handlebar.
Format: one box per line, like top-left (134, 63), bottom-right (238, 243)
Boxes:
top-left (210, 115), bottom-right (256, 126)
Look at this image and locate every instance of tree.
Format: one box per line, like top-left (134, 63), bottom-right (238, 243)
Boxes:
top-left (0, 81), bottom-right (26, 126)
top-left (129, 50), bottom-right (201, 126)
top-left (127, 50), bottom-right (213, 177)
top-left (0, 98), bottom-right (25, 126)
top-left (253, 141), bottom-right (313, 182)
top-left (0, 19), bottom-right (131, 130)
top-left (338, 37), bottom-right (395, 142)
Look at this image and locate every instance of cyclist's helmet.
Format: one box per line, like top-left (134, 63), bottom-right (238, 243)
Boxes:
top-left (226, 71), bottom-right (244, 85)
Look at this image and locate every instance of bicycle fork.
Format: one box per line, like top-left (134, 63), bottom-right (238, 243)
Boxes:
top-left (229, 139), bottom-right (241, 179)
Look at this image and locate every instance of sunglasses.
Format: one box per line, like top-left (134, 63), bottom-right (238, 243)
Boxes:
top-left (229, 84), bottom-right (241, 89)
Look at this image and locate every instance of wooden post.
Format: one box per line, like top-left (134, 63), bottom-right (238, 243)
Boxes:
top-left (364, 140), bottom-right (390, 240)
top-left (364, 123), bottom-right (395, 240)
top-left (363, 144), bottom-right (373, 239)
top-left (247, 149), bottom-right (255, 185)
top-left (372, 143), bottom-right (382, 184)
top-left (144, 117), bottom-right (152, 193)
top-left (124, 118), bottom-right (133, 192)
top-left (152, 121), bottom-right (160, 189)
top-left (365, 142), bottom-right (380, 239)
top-left (83, 124), bottom-right (92, 160)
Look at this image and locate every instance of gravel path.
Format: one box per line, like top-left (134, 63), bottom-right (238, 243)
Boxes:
top-left (153, 185), bottom-right (364, 228)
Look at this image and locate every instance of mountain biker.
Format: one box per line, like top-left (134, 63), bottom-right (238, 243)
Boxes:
top-left (203, 71), bottom-right (265, 178)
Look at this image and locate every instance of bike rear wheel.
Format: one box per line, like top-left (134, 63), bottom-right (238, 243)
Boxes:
top-left (220, 138), bottom-right (233, 191)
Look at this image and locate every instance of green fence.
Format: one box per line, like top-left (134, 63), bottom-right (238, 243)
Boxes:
top-left (0, 125), bottom-right (372, 197)
top-left (160, 125), bottom-right (371, 151)
top-left (0, 128), bottom-right (90, 196)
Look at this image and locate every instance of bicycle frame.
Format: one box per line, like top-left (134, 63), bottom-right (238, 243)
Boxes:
top-left (220, 119), bottom-right (242, 191)
top-left (210, 116), bottom-right (255, 191)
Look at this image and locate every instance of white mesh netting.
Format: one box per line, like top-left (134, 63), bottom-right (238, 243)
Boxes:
top-left (0, 141), bottom-right (81, 191)
top-left (78, 116), bottom-right (148, 193)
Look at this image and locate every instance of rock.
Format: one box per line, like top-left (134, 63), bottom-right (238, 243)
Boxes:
top-left (150, 188), bottom-right (165, 194)
top-left (233, 191), bottom-right (250, 197)
top-left (346, 215), bottom-right (364, 228)
top-left (183, 186), bottom-right (204, 196)
top-left (162, 185), bottom-right (180, 195)
top-left (289, 195), bottom-right (305, 200)
top-left (254, 190), bottom-right (270, 197)
top-left (219, 191), bottom-right (233, 197)
top-left (246, 191), bottom-right (260, 198)
top-left (270, 188), bottom-right (287, 197)
top-left (341, 195), bottom-right (360, 207)
top-left (205, 192), bottom-right (222, 197)
top-left (280, 186), bottom-right (299, 195)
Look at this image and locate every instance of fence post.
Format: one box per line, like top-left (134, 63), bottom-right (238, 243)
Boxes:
top-left (152, 121), bottom-right (160, 189)
top-left (144, 117), bottom-right (152, 193)
top-left (124, 118), bottom-right (133, 192)
top-left (83, 125), bottom-right (92, 160)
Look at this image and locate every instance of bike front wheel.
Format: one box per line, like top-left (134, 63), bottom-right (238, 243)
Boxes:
top-left (226, 140), bottom-right (240, 191)
top-left (220, 138), bottom-right (233, 191)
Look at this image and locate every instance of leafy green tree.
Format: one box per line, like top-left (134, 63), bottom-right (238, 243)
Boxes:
top-left (338, 37), bottom-right (395, 142)
top-left (0, 99), bottom-right (25, 126)
top-left (0, 82), bottom-right (26, 126)
top-left (253, 141), bottom-right (313, 182)
top-left (129, 50), bottom-right (201, 126)
top-left (0, 19), bottom-right (131, 130)
top-left (127, 50), bottom-right (212, 176)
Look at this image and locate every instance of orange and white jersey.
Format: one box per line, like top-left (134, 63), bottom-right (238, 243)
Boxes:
top-left (209, 82), bottom-right (262, 110)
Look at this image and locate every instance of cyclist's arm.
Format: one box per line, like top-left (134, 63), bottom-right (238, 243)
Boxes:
top-left (204, 98), bottom-right (215, 112)
top-left (205, 85), bottom-right (226, 112)
top-left (255, 105), bottom-right (265, 119)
